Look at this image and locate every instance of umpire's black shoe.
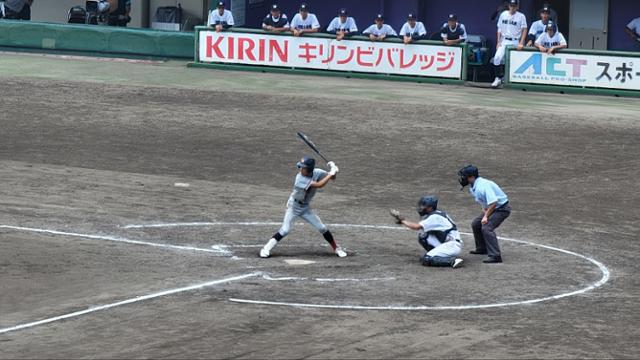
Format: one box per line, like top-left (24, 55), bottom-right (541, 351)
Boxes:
top-left (470, 249), bottom-right (488, 255)
top-left (483, 256), bottom-right (503, 264)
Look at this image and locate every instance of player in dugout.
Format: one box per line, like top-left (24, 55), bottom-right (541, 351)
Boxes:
top-left (262, 4), bottom-right (290, 33)
top-left (362, 14), bottom-right (398, 42)
top-left (326, 8), bottom-right (358, 41)
top-left (440, 14), bottom-right (468, 45)
top-left (208, 1), bottom-right (234, 32)
top-left (400, 13), bottom-right (428, 44)
top-left (289, 3), bottom-right (320, 37)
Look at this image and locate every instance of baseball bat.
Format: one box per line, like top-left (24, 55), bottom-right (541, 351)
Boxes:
top-left (297, 132), bottom-right (330, 163)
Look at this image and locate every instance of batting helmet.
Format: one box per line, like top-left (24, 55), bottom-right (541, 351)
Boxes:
top-left (458, 165), bottom-right (479, 188)
top-left (417, 195), bottom-right (438, 216)
top-left (296, 156), bottom-right (315, 171)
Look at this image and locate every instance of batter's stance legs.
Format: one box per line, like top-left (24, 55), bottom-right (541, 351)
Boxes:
top-left (259, 230), bottom-right (346, 258)
top-left (260, 208), bottom-right (347, 258)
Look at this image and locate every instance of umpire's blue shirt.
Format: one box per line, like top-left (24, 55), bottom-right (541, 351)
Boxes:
top-left (470, 177), bottom-right (509, 209)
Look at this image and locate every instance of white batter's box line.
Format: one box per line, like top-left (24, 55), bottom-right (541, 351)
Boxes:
top-left (0, 272), bottom-right (262, 335)
top-left (211, 243), bottom-right (327, 249)
top-left (259, 274), bottom-right (396, 283)
top-left (0, 225), bottom-right (231, 256)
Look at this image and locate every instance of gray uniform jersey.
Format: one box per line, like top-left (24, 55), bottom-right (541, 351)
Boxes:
top-left (288, 169), bottom-right (328, 207)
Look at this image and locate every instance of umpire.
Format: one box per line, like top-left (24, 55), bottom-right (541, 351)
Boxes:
top-left (458, 165), bottom-right (511, 263)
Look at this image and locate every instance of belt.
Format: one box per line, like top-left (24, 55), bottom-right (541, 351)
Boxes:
top-left (504, 37), bottom-right (518, 41)
top-left (295, 200), bottom-right (308, 206)
top-left (497, 201), bottom-right (510, 210)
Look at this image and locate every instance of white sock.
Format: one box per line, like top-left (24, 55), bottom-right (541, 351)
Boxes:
top-left (264, 238), bottom-right (278, 251)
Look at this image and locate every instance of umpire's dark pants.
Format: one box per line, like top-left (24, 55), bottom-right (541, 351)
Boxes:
top-left (471, 203), bottom-right (511, 258)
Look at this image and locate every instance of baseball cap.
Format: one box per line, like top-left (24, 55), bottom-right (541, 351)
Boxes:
top-left (509, 0), bottom-right (518, 5)
top-left (375, 14), bottom-right (384, 21)
top-left (541, 6), bottom-right (550, 13)
top-left (216, 1), bottom-right (224, 8)
top-left (296, 156), bottom-right (315, 170)
top-left (271, 4), bottom-right (280, 11)
top-left (448, 14), bottom-right (457, 21)
top-left (300, 3), bottom-right (309, 11)
top-left (407, 13), bottom-right (416, 20)
top-left (339, 8), bottom-right (348, 16)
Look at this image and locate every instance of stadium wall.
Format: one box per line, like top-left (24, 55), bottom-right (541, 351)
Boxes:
top-left (0, 20), bottom-right (194, 58)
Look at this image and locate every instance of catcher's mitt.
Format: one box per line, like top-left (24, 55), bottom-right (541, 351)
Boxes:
top-left (389, 209), bottom-right (404, 224)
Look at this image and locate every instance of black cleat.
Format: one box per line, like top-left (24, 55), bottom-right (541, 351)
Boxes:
top-left (470, 249), bottom-right (488, 255)
top-left (483, 256), bottom-right (503, 264)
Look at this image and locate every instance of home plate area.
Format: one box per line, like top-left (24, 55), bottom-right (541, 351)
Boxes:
top-left (121, 221), bottom-right (609, 311)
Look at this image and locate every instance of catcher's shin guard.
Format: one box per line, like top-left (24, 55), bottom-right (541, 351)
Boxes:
top-left (421, 255), bottom-right (455, 267)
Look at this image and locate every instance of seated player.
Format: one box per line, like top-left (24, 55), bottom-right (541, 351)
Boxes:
top-left (362, 14), bottom-right (397, 42)
top-left (260, 156), bottom-right (347, 258)
top-left (400, 13), bottom-right (427, 44)
top-left (535, 21), bottom-right (566, 54)
top-left (262, 4), bottom-right (290, 33)
top-left (326, 8), bottom-right (358, 41)
top-left (208, 1), bottom-right (234, 32)
top-left (390, 196), bottom-right (464, 269)
top-left (440, 14), bottom-right (467, 45)
top-left (289, 3), bottom-right (320, 37)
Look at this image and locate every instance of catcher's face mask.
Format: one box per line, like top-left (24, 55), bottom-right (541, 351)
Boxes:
top-left (417, 205), bottom-right (429, 217)
top-left (458, 169), bottom-right (470, 188)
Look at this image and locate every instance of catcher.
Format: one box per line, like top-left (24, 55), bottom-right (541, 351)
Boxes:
top-left (390, 196), bottom-right (464, 268)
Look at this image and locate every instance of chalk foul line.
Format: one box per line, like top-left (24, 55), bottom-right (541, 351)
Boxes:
top-left (0, 271), bottom-right (394, 335)
top-left (0, 225), bottom-right (231, 256)
top-left (0, 272), bottom-right (262, 335)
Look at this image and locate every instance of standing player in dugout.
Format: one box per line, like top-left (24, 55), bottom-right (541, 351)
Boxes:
top-left (492, 0), bottom-right (527, 88)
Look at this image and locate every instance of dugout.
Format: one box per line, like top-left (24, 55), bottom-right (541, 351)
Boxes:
top-left (17, 1), bottom-right (640, 52)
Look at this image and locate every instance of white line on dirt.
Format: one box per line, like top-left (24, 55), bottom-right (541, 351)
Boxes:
top-left (212, 244), bottom-right (326, 249)
top-left (122, 221), bottom-right (611, 310)
top-left (231, 251), bottom-right (610, 310)
top-left (0, 272), bottom-right (262, 335)
top-left (121, 222), bottom-right (282, 229)
top-left (0, 225), bottom-right (230, 256)
top-left (260, 274), bottom-right (395, 282)
top-left (0, 271), bottom-right (395, 335)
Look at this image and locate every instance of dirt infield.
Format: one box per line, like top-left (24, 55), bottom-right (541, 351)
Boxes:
top-left (0, 53), bottom-right (639, 358)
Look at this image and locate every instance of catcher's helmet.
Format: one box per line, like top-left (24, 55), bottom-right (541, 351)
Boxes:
top-left (458, 165), bottom-right (479, 188)
top-left (296, 156), bottom-right (315, 171)
top-left (417, 195), bottom-right (438, 216)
